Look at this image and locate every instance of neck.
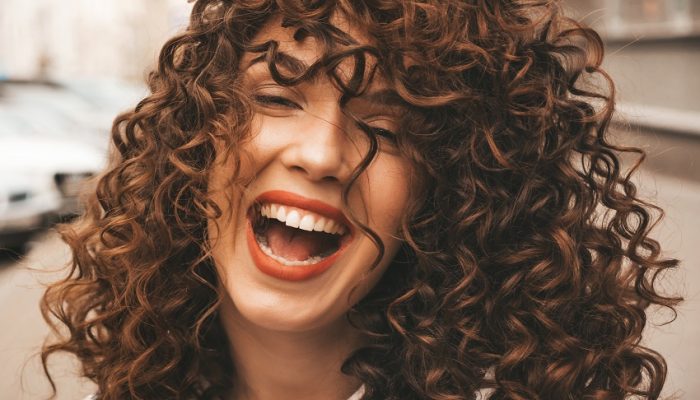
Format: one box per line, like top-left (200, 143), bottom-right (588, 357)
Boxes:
top-left (220, 300), bottom-right (364, 400)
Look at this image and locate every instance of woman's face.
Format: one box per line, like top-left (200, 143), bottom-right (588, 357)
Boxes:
top-left (208, 16), bottom-right (413, 332)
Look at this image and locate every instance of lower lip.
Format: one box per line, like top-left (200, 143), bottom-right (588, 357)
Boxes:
top-left (246, 217), bottom-right (352, 281)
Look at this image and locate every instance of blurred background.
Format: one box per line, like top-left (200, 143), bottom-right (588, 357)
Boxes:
top-left (0, 0), bottom-right (698, 399)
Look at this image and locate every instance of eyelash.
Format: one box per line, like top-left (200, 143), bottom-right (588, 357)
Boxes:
top-left (252, 94), bottom-right (302, 110)
top-left (368, 126), bottom-right (397, 141)
top-left (357, 122), bottom-right (397, 143)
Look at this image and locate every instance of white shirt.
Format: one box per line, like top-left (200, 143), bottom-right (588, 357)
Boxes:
top-left (347, 384), bottom-right (366, 400)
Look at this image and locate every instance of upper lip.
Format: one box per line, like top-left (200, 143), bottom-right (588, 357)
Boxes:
top-left (252, 190), bottom-right (353, 235)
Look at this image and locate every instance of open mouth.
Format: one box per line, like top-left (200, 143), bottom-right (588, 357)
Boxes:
top-left (246, 200), bottom-right (353, 280)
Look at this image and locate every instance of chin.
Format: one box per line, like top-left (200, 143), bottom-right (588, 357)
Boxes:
top-left (225, 281), bottom-right (349, 333)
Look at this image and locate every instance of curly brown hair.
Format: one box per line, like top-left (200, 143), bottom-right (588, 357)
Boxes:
top-left (41, 1), bottom-right (681, 399)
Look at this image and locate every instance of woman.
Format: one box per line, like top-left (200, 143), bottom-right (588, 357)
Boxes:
top-left (41, 1), bottom-right (680, 399)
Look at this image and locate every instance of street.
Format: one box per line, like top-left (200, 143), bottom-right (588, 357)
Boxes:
top-left (0, 231), bottom-right (95, 399)
top-left (1, 165), bottom-right (699, 399)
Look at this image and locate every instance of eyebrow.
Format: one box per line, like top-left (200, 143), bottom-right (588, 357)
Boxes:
top-left (244, 50), bottom-right (407, 109)
top-left (245, 51), bottom-right (310, 77)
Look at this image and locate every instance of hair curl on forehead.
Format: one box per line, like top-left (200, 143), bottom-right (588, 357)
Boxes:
top-left (40, 1), bottom-right (680, 399)
top-left (246, 39), bottom-right (382, 100)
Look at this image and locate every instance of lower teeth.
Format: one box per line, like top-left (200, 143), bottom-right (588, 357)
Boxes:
top-left (255, 234), bottom-right (336, 266)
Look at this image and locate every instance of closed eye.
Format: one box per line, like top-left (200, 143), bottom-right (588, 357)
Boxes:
top-left (356, 121), bottom-right (398, 143)
top-left (252, 94), bottom-right (302, 110)
top-left (368, 126), bottom-right (397, 141)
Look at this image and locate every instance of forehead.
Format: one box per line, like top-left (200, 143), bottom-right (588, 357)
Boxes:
top-left (240, 13), bottom-right (382, 87)
top-left (241, 16), bottom-right (321, 69)
top-left (245, 12), bottom-right (373, 57)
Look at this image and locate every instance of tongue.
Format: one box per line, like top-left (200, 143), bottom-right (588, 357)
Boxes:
top-left (266, 223), bottom-right (336, 261)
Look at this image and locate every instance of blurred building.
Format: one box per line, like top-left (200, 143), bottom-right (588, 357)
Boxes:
top-left (569, 0), bottom-right (700, 111)
top-left (561, 5), bottom-right (700, 396)
top-left (566, 0), bottom-right (700, 182)
top-left (0, 0), bottom-right (192, 82)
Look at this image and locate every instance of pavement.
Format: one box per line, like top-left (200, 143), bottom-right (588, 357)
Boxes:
top-left (0, 149), bottom-right (698, 399)
top-left (0, 232), bottom-right (95, 399)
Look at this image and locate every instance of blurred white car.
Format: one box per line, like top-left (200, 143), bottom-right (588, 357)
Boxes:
top-left (2, 79), bottom-right (145, 153)
top-left (0, 106), bottom-right (106, 250)
top-left (0, 173), bottom-right (60, 250)
top-left (0, 79), bottom-right (142, 250)
top-left (0, 135), bottom-right (104, 214)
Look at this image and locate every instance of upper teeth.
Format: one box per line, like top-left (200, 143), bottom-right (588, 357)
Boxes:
top-left (260, 203), bottom-right (348, 235)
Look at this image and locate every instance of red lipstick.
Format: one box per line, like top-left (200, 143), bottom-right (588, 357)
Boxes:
top-left (246, 190), bottom-right (354, 281)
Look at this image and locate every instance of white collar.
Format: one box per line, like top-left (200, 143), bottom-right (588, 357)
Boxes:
top-left (347, 384), bottom-right (366, 400)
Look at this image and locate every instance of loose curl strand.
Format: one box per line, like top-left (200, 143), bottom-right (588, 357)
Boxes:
top-left (41, 1), bottom-right (680, 399)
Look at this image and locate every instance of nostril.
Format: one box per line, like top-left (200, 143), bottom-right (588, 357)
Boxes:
top-left (287, 164), bottom-right (341, 183)
top-left (320, 175), bottom-right (339, 183)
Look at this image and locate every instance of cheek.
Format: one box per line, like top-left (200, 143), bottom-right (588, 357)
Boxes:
top-left (344, 158), bottom-right (412, 304)
top-left (247, 114), bottom-right (291, 152)
top-left (365, 156), bottom-right (413, 231)
top-left (205, 153), bottom-right (251, 288)
top-left (344, 235), bottom-right (403, 306)
top-left (206, 195), bottom-right (243, 289)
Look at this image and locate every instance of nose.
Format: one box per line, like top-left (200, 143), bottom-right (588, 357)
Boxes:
top-left (279, 108), bottom-right (355, 183)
